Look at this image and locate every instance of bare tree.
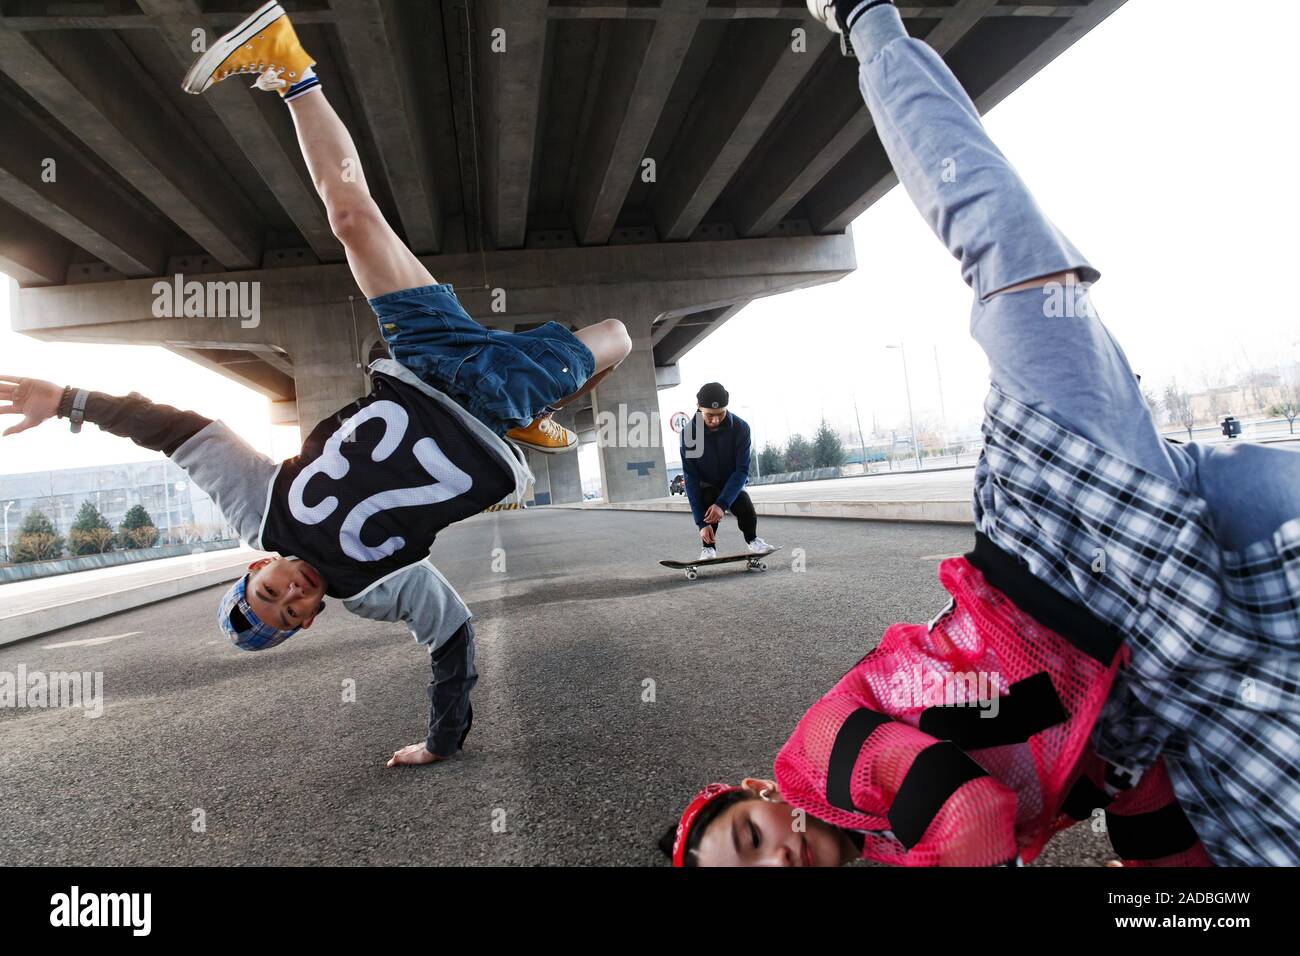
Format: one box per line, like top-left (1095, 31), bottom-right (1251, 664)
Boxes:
top-left (1270, 378), bottom-right (1300, 434)
top-left (1141, 387), bottom-right (1161, 421)
top-left (1245, 367), bottom-right (1278, 416)
top-left (1163, 380), bottom-right (1196, 441)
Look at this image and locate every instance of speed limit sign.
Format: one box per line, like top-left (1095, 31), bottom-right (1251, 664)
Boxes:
top-left (670, 411), bottom-right (690, 433)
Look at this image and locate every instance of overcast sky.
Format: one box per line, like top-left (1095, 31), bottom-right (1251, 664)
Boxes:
top-left (5, 0), bottom-right (1300, 488)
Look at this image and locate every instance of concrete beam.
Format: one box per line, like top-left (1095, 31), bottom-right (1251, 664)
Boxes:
top-left (542, 5), bottom-right (1071, 21)
top-left (134, 0), bottom-right (344, 263)
top-left (654, 18), bottom-right (831, 241)
top-left (162, 346), bottom-right (296, 402)
top-left (0, 87), bottom-right (169, 277)
top-left (809, 0), bottom-right (1127, 232)
top-left (0, 200), bottom-right (73, 287)
top-left (0, 23), bottom-right (261, 269)
top-left (0, 6), bottom-right (1074, 30)
top-left (13, 234), bottom-right (855, 337)
top-left (328, 0), bottom-right (441, 254)
top-left (0, 11), bottom-right (339, 31)
top-left (573, 0), bottom-right (708, 246)
top-left (731, 0), bottom-right (998, 239)
top-left (957, 0), bottom-right (1131, 124)
top-left (654, 302), bottom-right (748, 366)
top-left (476, 0), bottom-right (548, 250)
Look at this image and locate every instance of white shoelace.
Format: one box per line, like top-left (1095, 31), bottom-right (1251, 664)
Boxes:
top-left (252, 66), bottom-right (286, 91)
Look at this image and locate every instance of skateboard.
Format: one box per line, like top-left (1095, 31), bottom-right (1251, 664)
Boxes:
top-left (659, 548), bottom-right (780, 581)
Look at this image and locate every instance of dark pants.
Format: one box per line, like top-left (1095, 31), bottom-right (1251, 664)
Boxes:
top-left (698, 484), bottom-right (757, 543)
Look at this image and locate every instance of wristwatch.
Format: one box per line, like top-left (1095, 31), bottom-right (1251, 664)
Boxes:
top-left (69, 387), bottom-right (89, 434)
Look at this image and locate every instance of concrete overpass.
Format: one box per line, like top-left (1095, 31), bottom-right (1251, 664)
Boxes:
top-left (1, 0), bottom-right (1125, 502)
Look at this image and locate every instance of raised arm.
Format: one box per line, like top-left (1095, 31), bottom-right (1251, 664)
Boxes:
top-left (1, 375), bottom-right (210, 450)
top-left (1, 375), bottom-right (276, 547)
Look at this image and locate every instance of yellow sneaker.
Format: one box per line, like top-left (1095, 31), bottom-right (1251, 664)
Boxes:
top-left (181, 1), bottom-right (316, 98)
top-left (505, 415), bottom-right (578, 454)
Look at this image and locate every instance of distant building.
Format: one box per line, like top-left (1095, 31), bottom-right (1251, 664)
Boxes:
top-left (0, 459), bottom-right (231, 561)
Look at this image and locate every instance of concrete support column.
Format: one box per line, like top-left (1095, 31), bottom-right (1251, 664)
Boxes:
top-left (588, 310), bottom-right (668, 503)
top-left (547, 408), bottom-right (584, 504)
top-left (524, 448), bottom-right (552, 506)
top-left (282, 303), bottom-right (369, 440)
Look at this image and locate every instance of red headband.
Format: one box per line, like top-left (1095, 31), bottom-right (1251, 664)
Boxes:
top-left (672, 783), bottom-right (742, 867)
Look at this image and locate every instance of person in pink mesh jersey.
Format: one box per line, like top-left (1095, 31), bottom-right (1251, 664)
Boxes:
top-left (663, 556), bottom-right (1211, 866)
top-left (660, 0), bottom-right (1261, 867)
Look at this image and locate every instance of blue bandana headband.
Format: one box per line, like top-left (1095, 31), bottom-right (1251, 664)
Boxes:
top-left (217, 574), bottom-right (302, 651)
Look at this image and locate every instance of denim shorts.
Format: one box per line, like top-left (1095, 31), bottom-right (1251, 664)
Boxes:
top-left (369, 284), bottom-right (596, 435)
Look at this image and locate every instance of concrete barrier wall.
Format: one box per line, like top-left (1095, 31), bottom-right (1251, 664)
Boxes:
top-left (558, 498), bottom-right (973, 525)
top-left (0, 550), bottom-right (257, 646)
top-left (0, 540), bottom-right (240, 585)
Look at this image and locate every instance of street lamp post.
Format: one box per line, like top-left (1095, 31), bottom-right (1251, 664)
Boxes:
top-left (166, 479), bottom-right (188, 544)
top-left (162, 475), bottom-right (172, 545)
top-left (3, 500), bottom-right (14, 563)
top-left (933, 345), bottom-right (951, 460)
top-left (887, 344), bottom-right (923, 470)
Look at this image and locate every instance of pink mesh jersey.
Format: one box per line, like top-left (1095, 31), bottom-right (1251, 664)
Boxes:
top-left (774, 556), bottom-right (1211, 867)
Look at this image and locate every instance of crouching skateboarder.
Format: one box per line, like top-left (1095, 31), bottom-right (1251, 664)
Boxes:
top-left (681, 383), bottom-right (772, 561)
top-left (0, 0), bottom-right (634, 768)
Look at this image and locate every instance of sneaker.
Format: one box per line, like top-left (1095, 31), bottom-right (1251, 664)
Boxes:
top-left (747, 537), bottom-right (773, 554)
top-left (805, 0), bottom-right (843, 33)
top-left (182, 1), bottom-right (316, 97)
top-left (698, 546), bottom-right (718, 562)
top-left (505, 414), bottom-right (578, 454)
top-left (806, 0), bottom-right (886, 35)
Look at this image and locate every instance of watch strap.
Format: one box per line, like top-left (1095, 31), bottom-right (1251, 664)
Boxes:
top-left (69, 388), bottom-right (89, 434)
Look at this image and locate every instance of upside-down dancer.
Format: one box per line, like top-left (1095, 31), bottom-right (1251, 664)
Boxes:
top-left (666, 0), bottom-right (1299, 866)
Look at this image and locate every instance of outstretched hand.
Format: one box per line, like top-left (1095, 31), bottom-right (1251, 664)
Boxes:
top-left (386, 742), bottom-right (445, 768)
top-left (0, 376), bottom-right (62, 437)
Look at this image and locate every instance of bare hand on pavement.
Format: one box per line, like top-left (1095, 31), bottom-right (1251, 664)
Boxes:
top-left (387, 742), bottom-right (444, 767)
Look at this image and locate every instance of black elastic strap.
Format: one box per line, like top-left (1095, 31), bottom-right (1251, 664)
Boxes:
top-left (1061, 773), bottom-right (1112, 822)
top-left (887, 742), bottom-right (989, 850)
top-left (825, 708), bottom-right (892, 813)
top-left (228, 605), bottom-right (252, 634)
top-left (965, 533), bottom-right (1124, 665)
top-left (918, 672), bottom-right (1069, 749)
top-left (1106, 802), bottom-right (1200, 861)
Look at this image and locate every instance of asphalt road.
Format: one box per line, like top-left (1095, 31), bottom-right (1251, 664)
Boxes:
top-left (0, 508), bottom-right (1111, 866)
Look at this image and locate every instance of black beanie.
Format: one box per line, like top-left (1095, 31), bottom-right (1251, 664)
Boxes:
top-left (696, 383), bottom-right (729, 409)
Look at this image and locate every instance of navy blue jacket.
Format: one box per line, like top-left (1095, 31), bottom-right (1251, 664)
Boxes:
top-left (680, 411), bottom-right (752, 527)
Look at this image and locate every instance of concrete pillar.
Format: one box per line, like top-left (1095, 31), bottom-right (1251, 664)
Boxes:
top-left (524, 448), bottom-right (552, 506)
top-left (589, 311), bottom-right (668, 503)
top-left (282, 303), bottom-right (368, 440)
top-left (547, 408), bottom-right (584, 504)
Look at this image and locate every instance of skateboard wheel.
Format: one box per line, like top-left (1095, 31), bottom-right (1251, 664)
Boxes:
top-left (758, 561), bottom-right (768, 571)
top-left (686, 568), bottom-right (698, 580)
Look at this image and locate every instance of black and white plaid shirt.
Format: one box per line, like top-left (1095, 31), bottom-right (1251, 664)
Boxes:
top-left (973, 385), bottom-right (1300, 866)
